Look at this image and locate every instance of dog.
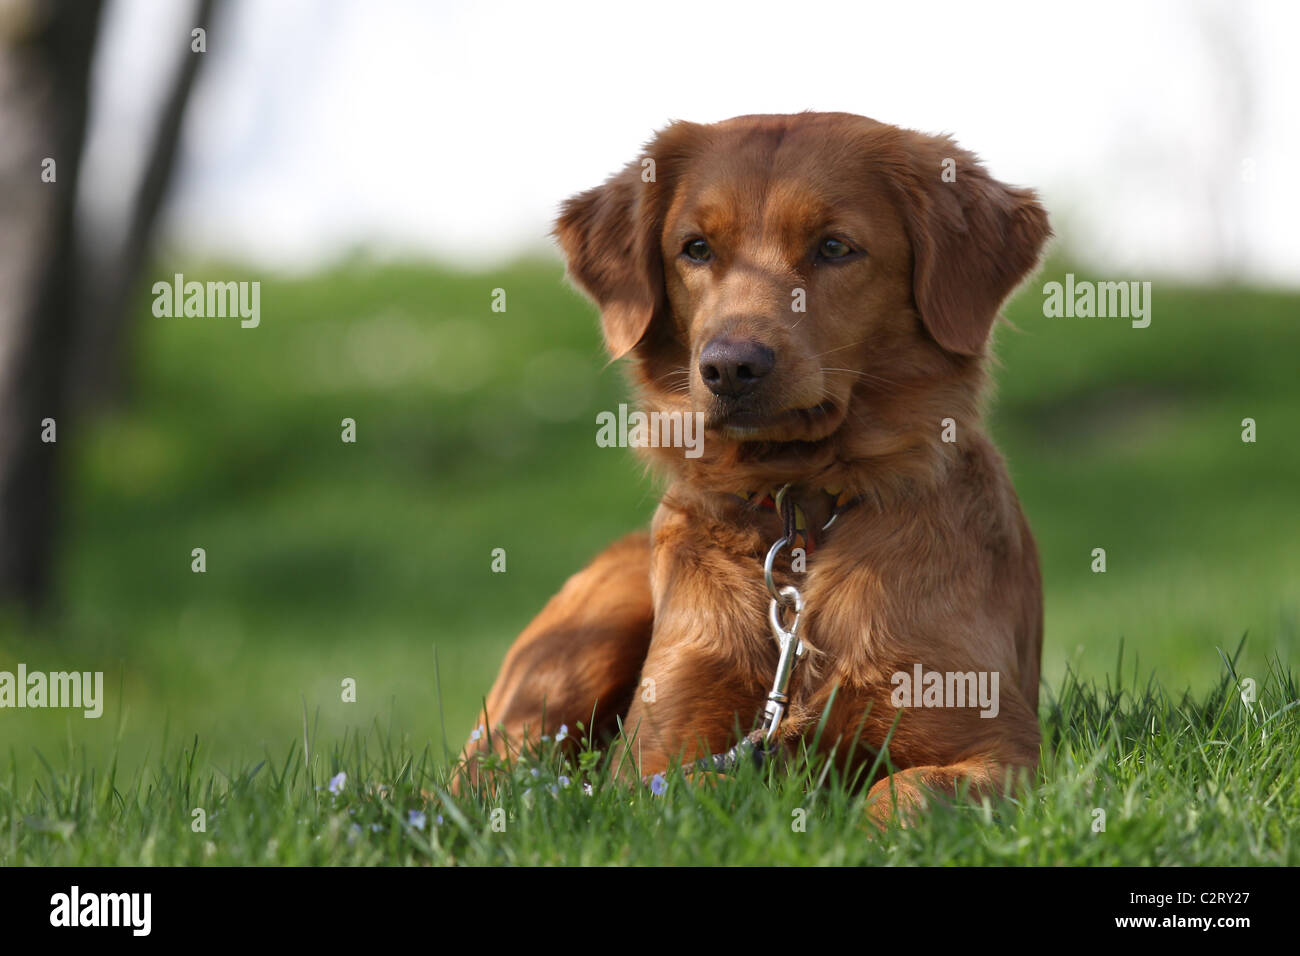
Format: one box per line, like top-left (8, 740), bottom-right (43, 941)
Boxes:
top-left (461, 112), bottom-right (1049, 825)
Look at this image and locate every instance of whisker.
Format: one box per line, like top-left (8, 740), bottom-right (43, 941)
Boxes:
top-left (811, 339), bottom-right (871, 359)
top-left (653, 367), bottom-right (692, 384)
top-left (820, 366), bottom-right (899, 389)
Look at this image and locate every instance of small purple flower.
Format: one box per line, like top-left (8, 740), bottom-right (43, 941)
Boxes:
top-left (558, 775), bottom-right (571, 788)
top-left (328, 772), bottom-right (346, 795)
top-left (470, 725), bottom-right (484, 742)
top-left (556, 724), bottom-right (569, 743)
top-left (530, 767), bottom-right (540, 778)
top-left (650, 773), bottom-right (667, 796)
top-left (435, 814), bottom-right (444, 825)
top-left (408, 810), bottom-right (427, 831)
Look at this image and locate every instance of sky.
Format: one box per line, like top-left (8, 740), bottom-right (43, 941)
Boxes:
top-left (79, 0), bottom-right (1300, 284)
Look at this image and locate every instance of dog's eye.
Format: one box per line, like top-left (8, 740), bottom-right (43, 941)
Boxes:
top-left (818, 237), bottom-right (854, 260)
top-left (683, 239), bottom-right (712, 262)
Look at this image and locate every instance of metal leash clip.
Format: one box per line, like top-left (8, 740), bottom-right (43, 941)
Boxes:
top-left (759, 483), bottom-right (807, 743)
top-left (760, 568), bottom-right (806, 744)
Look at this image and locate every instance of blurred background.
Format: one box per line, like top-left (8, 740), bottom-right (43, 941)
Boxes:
top-left (1, 0), bottom-right (1296, 775)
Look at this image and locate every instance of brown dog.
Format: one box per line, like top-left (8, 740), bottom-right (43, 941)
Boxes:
top-left (462, 112), bottom-right (1048, 824)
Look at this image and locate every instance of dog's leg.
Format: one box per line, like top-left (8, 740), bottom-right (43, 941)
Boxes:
top-left (610, 514), bottom-right (774, 781)
top-left (861, 693), bottom-right (1041, 827)
top-left (612, 641), bottom-right (766, 781)
top-left (863, 759), bottom-right (1027, 827)
top-left (457, 532), bottom-right (654, 789)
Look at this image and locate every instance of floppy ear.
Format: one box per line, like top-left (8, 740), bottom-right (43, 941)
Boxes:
top-left (894, 134), bottom-right (1051, 356)
top-left (554, 122), bottom-right (700, 359)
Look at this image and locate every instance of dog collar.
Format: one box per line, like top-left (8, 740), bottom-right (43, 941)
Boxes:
top-left (731, 485), bottom-right (862, 555)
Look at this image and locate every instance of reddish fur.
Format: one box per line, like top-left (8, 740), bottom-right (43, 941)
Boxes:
top-left (461, 112), bottom-right (1050, 825)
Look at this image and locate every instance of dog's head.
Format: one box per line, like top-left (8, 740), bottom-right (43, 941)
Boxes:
top-left (555, 112), bottom-right (1050, 487)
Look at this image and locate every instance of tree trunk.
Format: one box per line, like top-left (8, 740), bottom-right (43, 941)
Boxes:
top-left (72, 0), bottom-right (219, 409)
top-left (0, 0), bottom-right (103, 611)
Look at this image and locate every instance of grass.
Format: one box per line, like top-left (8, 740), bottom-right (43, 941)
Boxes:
top-left (4, 642), bottom-right (1296, 865)
top-left (1, 255), bottom-right (1297, 863)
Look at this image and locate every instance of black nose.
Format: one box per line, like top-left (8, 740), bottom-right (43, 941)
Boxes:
top-left (699, 338), bottom-right (775, 398)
